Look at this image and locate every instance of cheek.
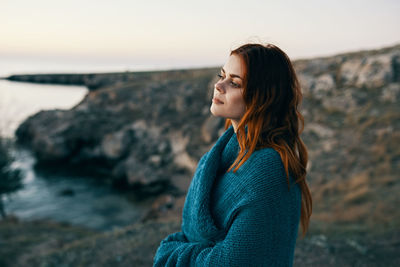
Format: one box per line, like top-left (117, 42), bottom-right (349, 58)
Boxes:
top-left (230, 91), bottom-right (245, 108)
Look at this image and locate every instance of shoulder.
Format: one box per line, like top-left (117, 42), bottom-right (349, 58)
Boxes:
top-left (238, 147), bottom-right (284, 178)
top-left (245, 147), bottom-right (282, 168)
top-left (231, 147), bottom-right (289, 202)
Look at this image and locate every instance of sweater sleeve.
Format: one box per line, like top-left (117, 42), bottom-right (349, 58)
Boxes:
top-left (153, 196), bottom-right (298, 267)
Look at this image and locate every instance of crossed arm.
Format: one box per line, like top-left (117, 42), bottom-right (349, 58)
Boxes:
top-left (153, 197), bottom-right (297, 267)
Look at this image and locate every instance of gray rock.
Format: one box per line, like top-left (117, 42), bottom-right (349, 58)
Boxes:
top-left (381, 83), bottom-right (400, 102)
top-left (201, 116), bottom-right (224, 143)
top-left (310, 74), bottom-right (336, 99)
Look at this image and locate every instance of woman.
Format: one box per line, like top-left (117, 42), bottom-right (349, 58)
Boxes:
top-left (153, 43), bottom-right (312, 267)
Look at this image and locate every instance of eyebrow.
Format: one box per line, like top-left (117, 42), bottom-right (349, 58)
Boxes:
top-left (221, 68), bottom-right (243, 80)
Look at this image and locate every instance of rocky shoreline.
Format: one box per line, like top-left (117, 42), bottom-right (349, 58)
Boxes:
top-left (3, 43), bottom-right (400, 266)
top-left (13, 67), bottom-right (224, 197)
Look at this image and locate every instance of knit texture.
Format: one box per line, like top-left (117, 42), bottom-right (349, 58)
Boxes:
top-left (153, 126), bottom-right (302, 267)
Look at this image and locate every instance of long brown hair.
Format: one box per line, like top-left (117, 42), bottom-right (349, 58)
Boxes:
top-left (225, 43), bottom-right (312, 238)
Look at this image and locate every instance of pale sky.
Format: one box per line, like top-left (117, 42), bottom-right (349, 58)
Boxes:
top-left (1, 0), bottom-right (399, 70)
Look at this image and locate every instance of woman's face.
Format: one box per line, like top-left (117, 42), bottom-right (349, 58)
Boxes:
top-left (210, 54), bottom-right (246, 125)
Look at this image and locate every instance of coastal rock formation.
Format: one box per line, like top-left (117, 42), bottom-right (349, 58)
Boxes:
top-left (14, 44), bottom-right (400, 231)
top-left (15, 68), bottom-right (219, 194)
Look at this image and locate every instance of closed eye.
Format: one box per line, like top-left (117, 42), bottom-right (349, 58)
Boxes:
top-left (217, 74), bottom-right (240, 88)
top-left (230, 81), bottom-right (239, 87)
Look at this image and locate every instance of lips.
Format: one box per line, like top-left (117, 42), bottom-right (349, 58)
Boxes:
top-left (212, 97), bottom-right (224, 104)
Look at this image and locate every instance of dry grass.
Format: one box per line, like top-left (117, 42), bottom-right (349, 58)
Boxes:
top-left (342, 185), bottom-right (371, 205)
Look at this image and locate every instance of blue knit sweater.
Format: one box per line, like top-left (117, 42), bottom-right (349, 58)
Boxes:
top-left (153, 126), bottom-right (301, 267)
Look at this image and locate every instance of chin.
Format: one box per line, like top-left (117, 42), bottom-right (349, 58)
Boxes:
top-left (210, 105), bottom-right (221, 117)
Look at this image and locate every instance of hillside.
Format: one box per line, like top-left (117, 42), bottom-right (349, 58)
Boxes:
top-left (3, 43), bottom-right (399, 266)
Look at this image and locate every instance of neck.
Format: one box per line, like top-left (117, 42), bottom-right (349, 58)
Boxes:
top-left (231, 120), bottom-right (239, 133)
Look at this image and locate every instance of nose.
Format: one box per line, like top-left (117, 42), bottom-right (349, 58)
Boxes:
top-left (215, 80), bottom-right (225, 93)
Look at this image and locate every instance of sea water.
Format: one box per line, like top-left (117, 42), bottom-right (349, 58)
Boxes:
top-left (0, 57), bottom-right (154, 230)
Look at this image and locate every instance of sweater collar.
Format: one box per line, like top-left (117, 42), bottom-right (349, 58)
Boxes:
top-left (182, 125), bottom-right (235, 243)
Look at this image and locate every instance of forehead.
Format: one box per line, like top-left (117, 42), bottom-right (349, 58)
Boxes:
top-left (223, 54), bottom-right (244, 78)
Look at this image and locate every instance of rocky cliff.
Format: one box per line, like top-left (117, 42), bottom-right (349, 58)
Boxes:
top-left (14, 68), bottom-right (223, 196)
top-left (13, 44), bottom-right (400, 233)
